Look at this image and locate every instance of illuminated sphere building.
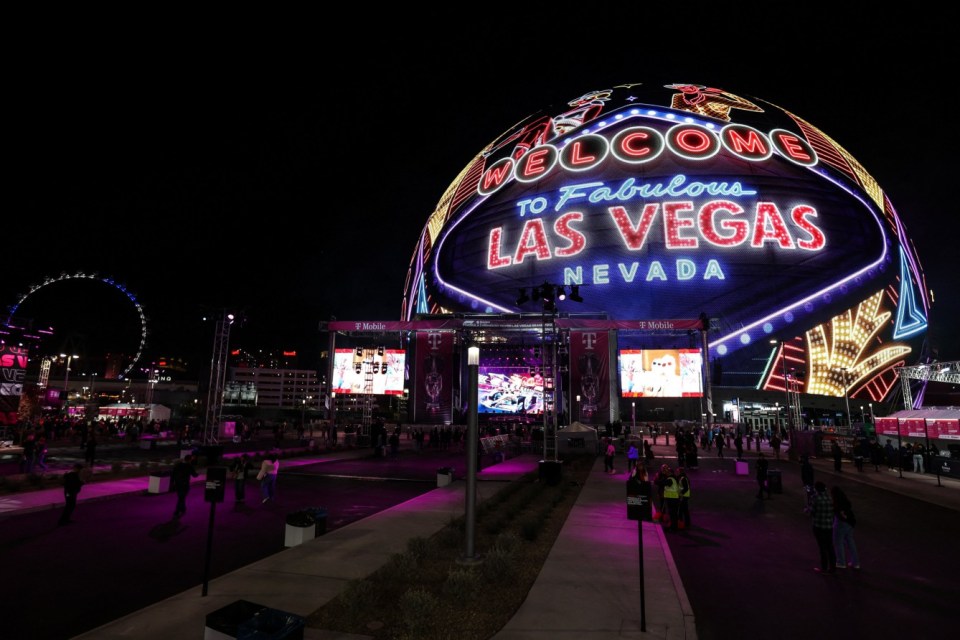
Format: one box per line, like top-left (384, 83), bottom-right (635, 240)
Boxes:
top-left (401, 83), bottom-right (932, 416)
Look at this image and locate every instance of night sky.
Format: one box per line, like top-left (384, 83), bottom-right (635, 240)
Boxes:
top-left (6, 10), bottom-right (958, 378)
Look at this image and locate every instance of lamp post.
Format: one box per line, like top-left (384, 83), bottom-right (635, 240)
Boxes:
top-left (576, 394), bottom-right (581, 423)
top-left (840, 367), bottom-right (852, 432)
top-left (770, 340), bottom-right (791, 438)
top-left (868, 402), bottom-right (875, 423)
top-left (462, 344), bottom-right (481, 564)
top-left (775, 402), bottom-right (780, 436)
top-left (632, 401), bottom-right (636, 432)
top-left (61, 353), bottom-right (79, 413)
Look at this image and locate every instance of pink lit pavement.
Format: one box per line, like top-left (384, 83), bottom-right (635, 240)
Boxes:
top-left (1, 446), bottom-right (695, 639)
top-left (0, 445), bottom-right (960, 640)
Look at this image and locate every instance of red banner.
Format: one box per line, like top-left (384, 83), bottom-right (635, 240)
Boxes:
top-left (570, 329), bottom-right (609, 425)
top-left (929, 419), bottom-right (960, 440)
top-left (875, 417), bottom-right (899, 436)
top-left (414, 331), bottom-right (454, 424)
top-left (0, 344), bottom-right (27, 426)
top-left (901, 419), bottom-right (927, 438)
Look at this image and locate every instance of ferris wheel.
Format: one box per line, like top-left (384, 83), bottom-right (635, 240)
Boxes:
top-left (6, 272), bottom-right (148, 379)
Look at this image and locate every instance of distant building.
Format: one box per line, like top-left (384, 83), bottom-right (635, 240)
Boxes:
top-left (228, 367), bottom-right (322, 411)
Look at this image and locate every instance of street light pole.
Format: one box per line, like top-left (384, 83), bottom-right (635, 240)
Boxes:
top-left (463, 344), bottom-right (481, 564)
top-left (61, 353), bottom-right (79, 413)
top-left (770, 340), bottom-right (791, 440)
top-left (841, 367), bottom-right (852, 433)
top-left (576, 394), bottom-right (581, 424)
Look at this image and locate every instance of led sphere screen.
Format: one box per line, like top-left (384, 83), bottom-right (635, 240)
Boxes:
top-left (403, 83), bottom-right (931, 402)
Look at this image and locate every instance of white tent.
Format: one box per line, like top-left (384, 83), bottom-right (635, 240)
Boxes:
top-left (558, 422), bottom-right (598, 454)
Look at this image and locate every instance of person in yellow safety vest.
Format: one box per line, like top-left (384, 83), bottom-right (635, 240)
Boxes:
top-left (661, 467), bottom-right (680, 531)
top-left (676, 467), bottom-right (691, 529)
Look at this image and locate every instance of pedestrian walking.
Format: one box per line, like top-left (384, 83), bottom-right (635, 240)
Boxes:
top-left (871, 440), bottom-right (884, 471)
top-left (171, 454), bottom-right (199, 519)
top-left (715, 435), bottom-right (725, 458)
top-left (832, 441), bottom-right (843, 472)
top-left (811, 481), bottom-right (837, 574)
top-left (257, 454), bottom-right (279, 502)
top-left (230, 454), bottom-right (253, 503)
top-left (676, 466), bottom-right (691, 529)
top-left (756, 452), bottom-right (771, 499)
top-left (734, 432), bottom-right (744, 460)
top-left (21, 433), bottom-right (37, 474)
top-left (913, 444), bottom-right (925, 474)
top-left (831, 486), bottom-right (860, 570)
top-left (604, 439), bottom-right (617, 474)
top-left (652, 463), bottom-right (670, 522)
top-left (643, 439), bottom-right (655, 465)
top-left (800, 454), bottom-right (815, 513)
top-left (35, 436), bottom-right (49, 472)
top-left (627, 442), bottom-right (639, 473)
top-left (661, 467), bottom-right (680, 531)
top-left (58, 463), bottom-right (85, 525)
top-left (770, 433), bottom-right (782, 460)
top-left (84, 432), bottom-right (97, 467)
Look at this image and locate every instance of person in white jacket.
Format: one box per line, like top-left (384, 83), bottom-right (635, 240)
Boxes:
top-left (257, 454), bottom-right (279, 503)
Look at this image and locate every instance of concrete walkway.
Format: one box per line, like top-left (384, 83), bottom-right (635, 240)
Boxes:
top-left (54, 453), bottom-right (693, 639)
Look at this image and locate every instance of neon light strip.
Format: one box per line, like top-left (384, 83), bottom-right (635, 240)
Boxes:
top-left (756, 345), bottom-right (779, 390)
top-left (709, 168), bottom-right (889, 353)
top-left (433, 196), bottom-right (513, 313)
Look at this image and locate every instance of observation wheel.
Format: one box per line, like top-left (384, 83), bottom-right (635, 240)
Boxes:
top-left (7, 272), bottom-right (148, 379)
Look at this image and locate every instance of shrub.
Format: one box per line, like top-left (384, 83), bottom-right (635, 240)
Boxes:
top-left (406, 536), bottom-right (431, 563)
top-left (494, 531), bottom-right (521, 554)
top-left (382, 552), bottom-right (416, 579)
top-left (520, 517), bottom-right (540, 541)
top-left (435, 523), bottom-right (462, 549)
top-left (444, 568), bottom-right (480, 600)
top-left (399, 588), bottom-right (439, 635)
top-left (339, 579), bottom-right (376, 621)
top-left (482, 545), bottom-right (517, 582)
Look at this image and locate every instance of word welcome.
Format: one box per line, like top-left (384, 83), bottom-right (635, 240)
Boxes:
top-left (478, 123), bottom-right (817, 196)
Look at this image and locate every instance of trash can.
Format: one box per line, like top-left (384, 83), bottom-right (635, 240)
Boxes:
top-left (538, 460), bottom-right (562, 486)
top-left (437, 467), bottom-right (454, 487)
top-left (148, 471), bottom-right (172, 494)
top-left (201, 445), bottom-right (225, 466)
top-left (284, 510), bottom-right (317, 547)
top-left (767, 469), bottom-right (782, 494)
top-left (205, 599), bottom-right (266, 640)
top-left (237, 607), bottom-right (305, 640)
top-left (304, 506), bottom-right (328, 536)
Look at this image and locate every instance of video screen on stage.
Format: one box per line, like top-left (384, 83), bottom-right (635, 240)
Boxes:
top-left (619, 348), bottom-right (703, 398)
top-left (478, 365), bottom-right (544, 414)
top-left (332, 348), bottom-right (406, 396)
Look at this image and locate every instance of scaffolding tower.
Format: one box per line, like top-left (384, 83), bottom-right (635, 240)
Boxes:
top-left (203, 312), bottom-right (234, 444)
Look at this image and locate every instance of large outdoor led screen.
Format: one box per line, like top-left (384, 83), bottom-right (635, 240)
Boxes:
top-left (478, 366), bottom-right (544, 415)
top-left (402, 83), bottom-right (931, 403)
top-left (620, 348), bottom-right (703, 397)
top-left (332, 348), bottom-right (406, 396)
